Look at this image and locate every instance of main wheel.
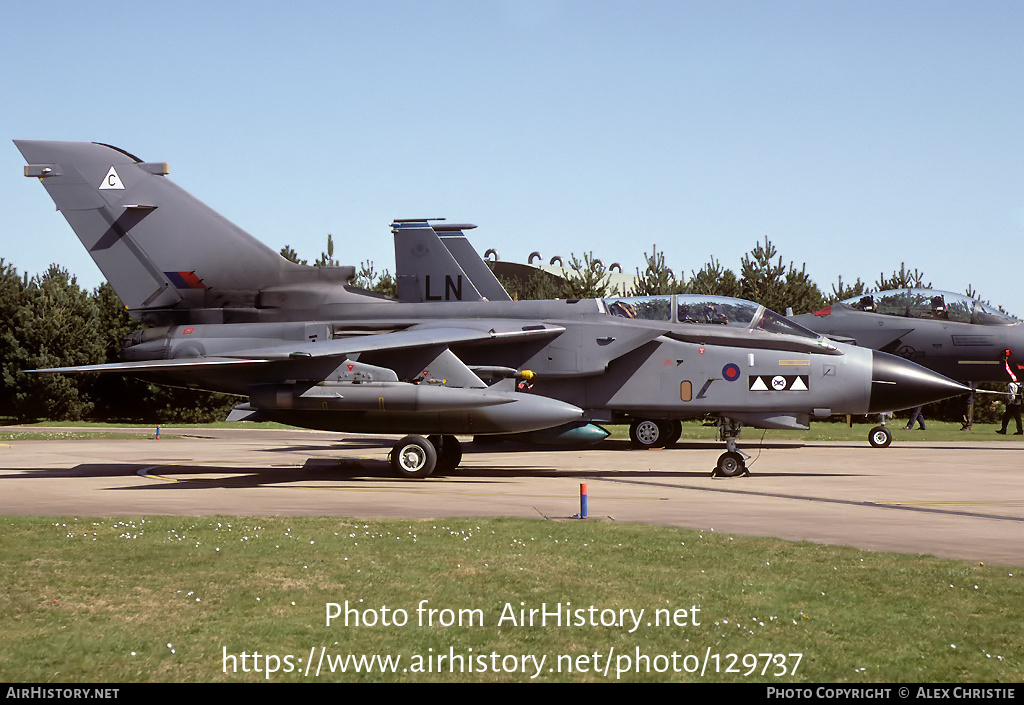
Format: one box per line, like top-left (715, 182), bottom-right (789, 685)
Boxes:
top-left (664, 420), bottom-right (682, 447)
top-left (389, 435), bottom-right (437, 478)
top-left (428, 434), bottom-right (463, 474)
top-left (630, 419), bottom-right (666, 449)
top-left (868, 426), bottom-right (892, 448)
top-left (715, 451), bottom-right (746, 478)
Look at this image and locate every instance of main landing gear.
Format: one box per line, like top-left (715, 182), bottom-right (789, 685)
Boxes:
top-left (629, 419), bottom-right (682, 449)
top-left (388, 434), bottom-right (462, 478)
top-left (629, 417), bottom-right (748, 477)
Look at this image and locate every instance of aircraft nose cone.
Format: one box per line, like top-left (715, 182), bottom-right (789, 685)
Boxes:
top-left (868, 350), bottom-right (970, 413)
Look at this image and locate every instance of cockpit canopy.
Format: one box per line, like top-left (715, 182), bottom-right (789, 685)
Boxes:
top-left (841, 289), bottom-right (1018, 326)
top-left (602, 294), bottom-right (821, 339)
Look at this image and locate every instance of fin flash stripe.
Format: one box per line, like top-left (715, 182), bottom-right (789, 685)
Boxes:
top-left (164, 271), bottom-right (206, 289)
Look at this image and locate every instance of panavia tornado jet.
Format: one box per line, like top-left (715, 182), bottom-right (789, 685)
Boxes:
top-left (392, 220), bottom-right (983, 453)
top-left (15, 140), bottom-right (969, 477)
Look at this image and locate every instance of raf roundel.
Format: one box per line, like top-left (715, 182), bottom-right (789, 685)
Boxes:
top-left (722, 363), bottom-right (741, 381)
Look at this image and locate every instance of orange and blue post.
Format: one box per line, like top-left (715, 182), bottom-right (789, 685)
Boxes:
top-left (580, 482), bottom-right (588, 519)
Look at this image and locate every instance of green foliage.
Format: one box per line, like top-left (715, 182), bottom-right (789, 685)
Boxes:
top-left (282, 238), bottom-right (395, 297)
top-left (353, 260), bottom-right (397, 298)
top-left (738, 236), bottom-right (787, 306)
top-left (828, 275), bottom-right (867, 303)
top-left (737, 236), bottom-right (824, 314)
top-left (0, 260), bottom-right (25, 415)
top-left (279, 245), bottom-right (307, 265)
top-left (780, 261), bottom-right (826, 314)
top-left (875, 262), bottom-right (931, 291)
top-left (2, 516), bottom-right (1020, 682)
top-left (629, 245), bottom-right (681, 296)
top-left (0, 267), bottom-right (236, 424)
top-left (682, 256), bottom-right (743, 298)
top-left (315, 233), bottom-right (339, 267)
top-left (1, 265), bottom-right (104, 421)
top-left (499, 269), bottom-right (565, 301)
top-left (562, 252), bottom-right (612, 299)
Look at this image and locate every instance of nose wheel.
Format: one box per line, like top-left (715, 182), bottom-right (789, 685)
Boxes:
top-left (715, 451), bottom-right (748, 477)
top-left (713, 418), bottom-right (749, 477)
top-left (868, 426), bottom-right (892, 448)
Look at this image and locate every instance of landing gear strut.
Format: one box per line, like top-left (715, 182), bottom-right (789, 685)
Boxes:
top-left (714, 418), bottom-right (749, 477)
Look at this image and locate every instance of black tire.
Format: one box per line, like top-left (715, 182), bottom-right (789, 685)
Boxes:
top-left (715, 451), bottom-right (746, 478)
top-left (868, 426), bottom-right (892, 448)
top-left (428, 434), bottom-right (463, 474)
top-left (389, 435), bottom-right (437, 478)
top-left (630, 419), bottom-right (665, 449)
top-left (664, 420), bottom-right (682, 447)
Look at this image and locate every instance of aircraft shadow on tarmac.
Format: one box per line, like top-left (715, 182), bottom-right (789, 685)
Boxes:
top-left (0, 455), bottom-right (857, 490)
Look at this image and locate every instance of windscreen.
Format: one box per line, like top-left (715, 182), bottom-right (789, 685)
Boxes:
top-left (602, 295), bottom-right (672, 321)
top-left (753, 307), bottom-right (822, 339)
top-left (674, 296), bottom-right (760, 325)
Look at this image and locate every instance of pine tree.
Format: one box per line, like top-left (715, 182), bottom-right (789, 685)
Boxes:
top-left (4, 265), bottom-right (104, 421)
top-left (562, 252), bottom-right (612, 299)
top-left (683, 256), bottom-right (742, 298)
top-left (629, 245), bottom-right (680, 296)
top-left (874, 263), bottom-right (930, 291)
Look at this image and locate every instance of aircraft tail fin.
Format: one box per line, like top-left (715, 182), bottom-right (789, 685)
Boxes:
top-left (15, 140), bottom-right (354, 322)
top-left (393, 220), bottom-right (511, 303)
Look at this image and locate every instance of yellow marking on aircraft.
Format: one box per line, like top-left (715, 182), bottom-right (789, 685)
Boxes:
top-left (957, 360), bottom-right (1000, 365)
top-left (778, 360), bottom-right (810, 365)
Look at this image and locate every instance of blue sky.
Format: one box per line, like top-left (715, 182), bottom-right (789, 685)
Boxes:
top-left (3, 1), bottom-right (1023, 314)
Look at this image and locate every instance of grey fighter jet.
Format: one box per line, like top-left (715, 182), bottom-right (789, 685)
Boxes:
top-left (791, 290), bottom-right (1024, 382)
top-left (392, 221), bottom-right (986, 453)
top-left (15, 140), bottom-right (968, 478)
top-left (790, 290), bottom-right (1024, 445)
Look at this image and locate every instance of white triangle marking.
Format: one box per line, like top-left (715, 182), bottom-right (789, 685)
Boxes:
top-left (99, 166), bottom-right (125, 190)
top-left (750, 376), bottom-right (768, 391)
top-left (790, 376), bottom-right (808, 391)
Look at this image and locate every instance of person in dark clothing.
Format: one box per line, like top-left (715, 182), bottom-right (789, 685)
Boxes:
top-left (996, 381), bottom-right (1023, 435)
top-left (905, 406), bottom-right (925, 430)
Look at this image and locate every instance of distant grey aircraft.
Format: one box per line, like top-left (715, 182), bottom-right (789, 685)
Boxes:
top-left (16, 140), bottom-right (969, 477)
top-left (791, 290), bottom-right (1023, 381)
top-left (790, 290), bottom-right (1023, 445)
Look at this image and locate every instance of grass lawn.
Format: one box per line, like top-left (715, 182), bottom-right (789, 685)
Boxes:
top-left (1, 516), bottom-right (1020, 683)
